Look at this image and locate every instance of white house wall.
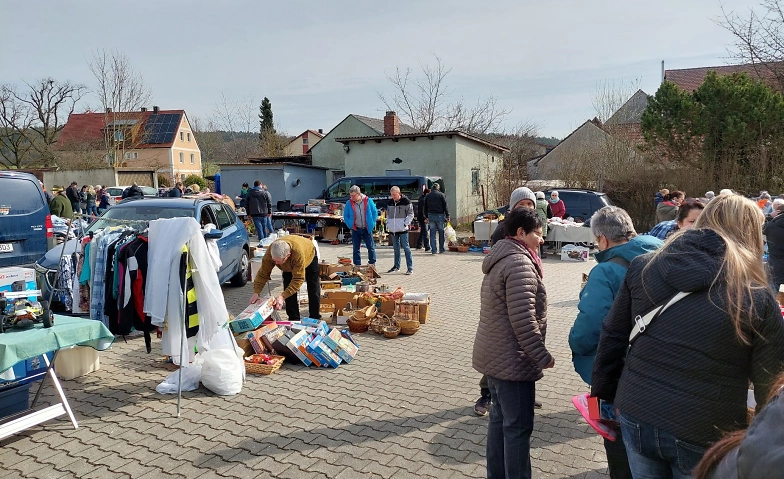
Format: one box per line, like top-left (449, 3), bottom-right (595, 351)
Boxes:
top-left (310, 116), bottom-right (379, 177)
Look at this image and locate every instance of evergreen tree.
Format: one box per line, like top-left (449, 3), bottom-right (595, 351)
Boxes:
top-left (259, 97), bottom-right (275, 140)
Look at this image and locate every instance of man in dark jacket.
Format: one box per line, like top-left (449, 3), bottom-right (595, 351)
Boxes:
top-left (569, 206), bottom-right (662, 479)
top-left (126, 183), bottom-right (144, 198)
top-left (764, 200), bottom-right (784, 291)
top-left (385, 186), bottom-right (414, 274)
top-left (66, 181), bottom-right (80, 213)
top-left (423, 183), bottom-right (449, 254)
top-left (415, 188), bottom-right (430, 251)
top-left (247, 180), bottom-right (272, 241)
top-left (168, 182), bottom-right (184, 197)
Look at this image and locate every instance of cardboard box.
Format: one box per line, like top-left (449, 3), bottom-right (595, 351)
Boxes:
top-left (291, 330), bottom-right (321, 367)
top-left (400, 294), bottom-right (431, 323)
top-left (322, 226), bottom-right (340, 241)
top-left (54, 346), bottom-right (99, 380)
top-left (321, 280), bottom-right (342, 290)
top-left (334, 308), bottom-right (352, 325)
top-left (324, 291), bottom-right (358, 310)
top-left (307, 334), bottom-right (342, 368)
top-left (0, 267), bottom-right (37, 299)
top-left (324, 264), bottom-right (353, 277)
top-left (288, 330), bottom-right (317, 366)
top-left (272, 330), bottom-right (304, 364)
top-left (473, 220), bottom-right (499, 241)
top-left (242, 322), bottom-right (280, 353)
top-left (234, 332), bottom-right (255, 357)
top-left (560, 245), bottom-right (590, 262)
top-left (323, 329), bottom-right (358, 363)
top-left (261, 326), bottom-right (287, 352)
top-left (396, 302), bottom-right (421, 323)
top-left (230, 298), bottom-right (275, 333)
top-left (378, 299), bottom-right (397, 316)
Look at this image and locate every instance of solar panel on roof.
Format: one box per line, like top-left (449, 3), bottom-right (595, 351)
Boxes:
top-left (143, 113), bottom-right (180, 144)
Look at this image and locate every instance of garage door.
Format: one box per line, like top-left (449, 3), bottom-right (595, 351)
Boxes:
top-left (117, 172), bottom-right (154, 187)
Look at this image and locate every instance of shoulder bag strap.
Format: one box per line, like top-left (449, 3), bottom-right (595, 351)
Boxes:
top-left (629, 291), bottom-right (691, 344)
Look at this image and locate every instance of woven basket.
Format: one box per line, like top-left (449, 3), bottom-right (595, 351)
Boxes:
top-left (244, 355), bottom-right (285, 375)
top-left (394, 315), bottom-right (419, 335)
top-left (347, 316), bottom-right (371, 333)
top-left (382, 325), bottom-right (400, 339)
top-left (457, 245), bottom-right (470, 253)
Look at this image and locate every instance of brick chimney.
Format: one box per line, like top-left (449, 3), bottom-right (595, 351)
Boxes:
top-left (384, 111), bottom-right (399, 136)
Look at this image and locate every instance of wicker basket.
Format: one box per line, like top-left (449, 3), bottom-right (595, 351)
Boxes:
top-left (347, 316), bottom-right (371, 333)
top-left (457, 245), bottom-right (470, 253)
top-left (244, 355), bottom-right (285, 375)
top-left (370, 314), bottom-right (394, 334)
top-left (394, 315), bottom-right (420, 335)
top-left (382, 325), bottom-right (400, 338)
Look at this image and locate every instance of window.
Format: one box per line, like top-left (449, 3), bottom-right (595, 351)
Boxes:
top-left (210, 203), bottom-right (233, 230)
top-left (187, 132), bottom-right (191, 142)
top-left (302, 138), bottom-right (309, 145)
top-left (328, 179), bottom-right (352, 199)
top-left (180, 174), bottom-right (186, 181)
top-left (179, 152), bottom-right (184, 163)
top-left (124, 152), bottom-right (138, 160)
top-left (180, 131), bottom-right (184, 141)
top-left (114, 130), bottom-right (124, 142)
top-left (471, 169), bottom-right (480, 195)
top-left (190, 154), bottom-right (194, 164)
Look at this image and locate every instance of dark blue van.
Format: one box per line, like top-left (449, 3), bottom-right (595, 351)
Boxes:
top-left (321, 175), bottom-right (444, 206)
top-left (0, 172), bottom-right (51, 268)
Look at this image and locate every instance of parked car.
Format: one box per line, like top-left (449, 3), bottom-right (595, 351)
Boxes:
top-left (474, 189), bottom-right (614, 223)
top-left (35, 197), bottom-right (250, 311)
top-left (0, 171), bottom-right (53, 268)
top-left (320, 175), bottom-right (444, 209)
top-left (105, 185), bottom-right (158, 205)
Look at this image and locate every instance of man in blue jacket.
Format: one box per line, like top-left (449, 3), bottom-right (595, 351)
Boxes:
top-left (569, 206), bottom-right (662, 479)
top-left (343, 185), bottom-right (379, 266)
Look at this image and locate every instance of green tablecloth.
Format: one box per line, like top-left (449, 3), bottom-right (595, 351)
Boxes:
top-left (0, 315), bottom-right (114, 375)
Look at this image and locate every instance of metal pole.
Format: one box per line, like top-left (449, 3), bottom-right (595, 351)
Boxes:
top-left (177, 248), bottom-right (189, 417)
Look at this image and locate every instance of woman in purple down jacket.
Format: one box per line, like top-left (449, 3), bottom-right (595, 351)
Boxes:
top-left (472, 207), bottom-right (554, 479)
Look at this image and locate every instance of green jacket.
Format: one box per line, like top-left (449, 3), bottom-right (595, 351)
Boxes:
top-left (49, 194), bottom-right (73, 218)
top-left (535, 199), bottom-right (549, 236)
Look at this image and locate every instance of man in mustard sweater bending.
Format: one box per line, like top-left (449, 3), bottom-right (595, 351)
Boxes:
top-left (249, 235), bottom-right (321, 321)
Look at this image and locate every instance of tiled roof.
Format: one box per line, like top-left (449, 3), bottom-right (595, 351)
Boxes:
top-left (335, 130), bottom-right (510, 153)
top-left (664, 62), bottom-right (784, 92)
top-left (605, 90), bottom-right (649, 125)
top-left (55, 110), bottom-right (185, 150)
top-left (352, 114), bottom-right (418, 135)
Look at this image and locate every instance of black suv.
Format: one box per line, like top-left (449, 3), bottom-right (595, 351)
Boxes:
top-left (475, 188), bottom-right (614, 222)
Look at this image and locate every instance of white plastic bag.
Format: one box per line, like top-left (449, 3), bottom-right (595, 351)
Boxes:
top-left (156, 355), bottom-right (203, 394)
top-left (200, 347), bottom-right (244, 396)
top-left (445, 222), bottom-right (457, 244)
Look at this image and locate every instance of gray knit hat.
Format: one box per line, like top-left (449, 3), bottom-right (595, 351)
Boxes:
top-left (509, 187), bottom-right (536, 210)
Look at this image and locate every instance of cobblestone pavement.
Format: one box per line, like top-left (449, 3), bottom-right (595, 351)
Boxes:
top-left (0, 243), bottom-right (608, 478)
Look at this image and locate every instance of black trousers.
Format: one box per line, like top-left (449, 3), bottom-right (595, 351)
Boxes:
top-left (415, 219), bottom-right (430, 250)
top-left (604, 423), bottom-right (632, 479)
top-left (281, 254), bottom-right (321, 320)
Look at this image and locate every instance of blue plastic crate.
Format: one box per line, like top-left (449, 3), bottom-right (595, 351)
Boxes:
top-left (340, 277), bottom-right (362, 286)
top-left (0, 352), bottom-right (54, 390)
top-left (0, 382), bottom-right (30, 418)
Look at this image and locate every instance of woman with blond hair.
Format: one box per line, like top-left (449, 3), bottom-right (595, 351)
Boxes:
top-left (591, 194), bottom-right (784, 478)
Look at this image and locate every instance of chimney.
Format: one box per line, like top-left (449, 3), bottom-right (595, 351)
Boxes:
top-left (140, 107), bottom-right (147, 112)
top-left (318, 128), bottom-right (323, 134)
top-left (384, 111), bottom-right (399, 136)
top-left (153, 105), bottom-right (159, 113)
top-left (105, 107), bottom-right (112, 113)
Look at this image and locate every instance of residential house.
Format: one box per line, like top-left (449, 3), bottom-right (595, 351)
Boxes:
top-left (334, 111), bottom-right (509, 223)
top-left (603, 89), bottom-right (648, 146)
top-left (283, 129), bottom-right (324, 156)
top-left (309, 113), bottom-right (418, 182)
top-left (664, 62), bottom-right (784, 92)
top-left (55, 106), bottom-right (202, 183)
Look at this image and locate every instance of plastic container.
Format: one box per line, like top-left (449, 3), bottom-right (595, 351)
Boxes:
top-left (251, 258), bottom-right (264, 281)
top-left (0, 383), bottom-right (31, 418)
top-left (54, 346), bottom-right (100, 380)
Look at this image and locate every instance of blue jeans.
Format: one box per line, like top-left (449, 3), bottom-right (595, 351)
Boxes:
top-left (263, 215), bottom-right (274, 237)
top-left (350, 227), bottom-right (376, 265)
top-left (619, 413), bottom-right (706, 479)
top-left (252, 215), bottom-right (266, 241)
top-left (486, 377), bottom-right (535, 479)
top-left (86, 205), bottom-right (98, 216)
top-left (428, 214), bottom-right (446, 254)
top-left (391, 232), bottom-right (413, 271)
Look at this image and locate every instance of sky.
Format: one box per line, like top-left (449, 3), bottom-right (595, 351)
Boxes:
top-left (0, 0), bottom-right (757, 139)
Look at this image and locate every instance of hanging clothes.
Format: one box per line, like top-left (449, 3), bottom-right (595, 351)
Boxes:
top-left (89, 228), bottom-right (127, 327)
top-left (56, 254), bottom-right (75, 311)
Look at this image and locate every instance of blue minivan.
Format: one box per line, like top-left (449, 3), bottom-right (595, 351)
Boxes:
top-left (0, 172), bottom-right (52, 268)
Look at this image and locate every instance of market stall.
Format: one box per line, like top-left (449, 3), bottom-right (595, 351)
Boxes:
top-left (545, 220), bottom-right (595, 252)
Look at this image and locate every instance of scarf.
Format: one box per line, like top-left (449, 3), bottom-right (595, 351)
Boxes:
top-left (548, 197), bottom-right (559, 204)
top-left (507, 236), bottom-right (543, 278)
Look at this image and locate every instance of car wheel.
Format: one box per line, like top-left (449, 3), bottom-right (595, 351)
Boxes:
top-left (231, 249), bottom-right (249, 287)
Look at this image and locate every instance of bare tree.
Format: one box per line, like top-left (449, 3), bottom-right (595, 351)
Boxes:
top-left (0, 85), bottom-right (38, 169)
top-left (721, 0), bottom-right (784, 90)
top-left (88, 50), bottom-right (152, 166)
top-left (210, 93), bottom-right (262, 163)
top-left (379, 55), bottom-right (510, 134)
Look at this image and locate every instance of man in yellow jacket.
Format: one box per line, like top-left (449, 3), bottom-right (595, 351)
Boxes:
top-left (249, 235), bottom-right (321, 321)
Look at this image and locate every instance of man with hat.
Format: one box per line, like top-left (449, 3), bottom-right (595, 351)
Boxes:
top-left (49, 185), bottom-right (73, 219)
top-left (66, 181), bottom-right (80, 214)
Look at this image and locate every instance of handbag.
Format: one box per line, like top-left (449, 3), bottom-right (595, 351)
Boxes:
top-left (629, 291), bottom-right (691, 344)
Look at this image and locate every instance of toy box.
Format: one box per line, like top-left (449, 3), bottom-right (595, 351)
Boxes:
top-left (323, 329), bottom-right (358, 363)
top-left (230, 297), bottom-right (275, 333)
top-left (0, 267), bottom-right (36, 300)
top-left (560, 245), bottom-right (590, 262)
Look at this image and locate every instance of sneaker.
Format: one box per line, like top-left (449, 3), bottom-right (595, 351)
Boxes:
top-left (405, 270), bottom-right (413, 275)
top-left (474, 396), bottom-right (491, 416)
top-left (415, 247), bottom-right (422, 250)
top-left (534, 399), bottom-right (542, 409)
top-left (387, 267), bottom-right (399, 273)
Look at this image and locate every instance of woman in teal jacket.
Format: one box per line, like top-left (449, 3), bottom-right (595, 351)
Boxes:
top-left (568, 206), bottom-right (662, 479)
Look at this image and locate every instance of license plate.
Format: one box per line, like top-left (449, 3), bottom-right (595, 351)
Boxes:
top-left (0, 243), bottom-right (12, 253)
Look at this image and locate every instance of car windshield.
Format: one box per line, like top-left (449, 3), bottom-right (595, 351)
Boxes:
top-left (0, 178), bottom-right (44, 215)
top-left (88, 205), bottom-right (194, 232)
top-left (141, 187), bottom-right (157, 196)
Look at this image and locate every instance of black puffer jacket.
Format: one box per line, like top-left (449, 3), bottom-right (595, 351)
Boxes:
top-left (592, 229), bottom-right (784, 447)
top-left (764, 214), bottom-right (784, 287)
top-left (472, 238), bottom-right (552, 382)
top-left (247, 187), bottom-right (271, 216)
